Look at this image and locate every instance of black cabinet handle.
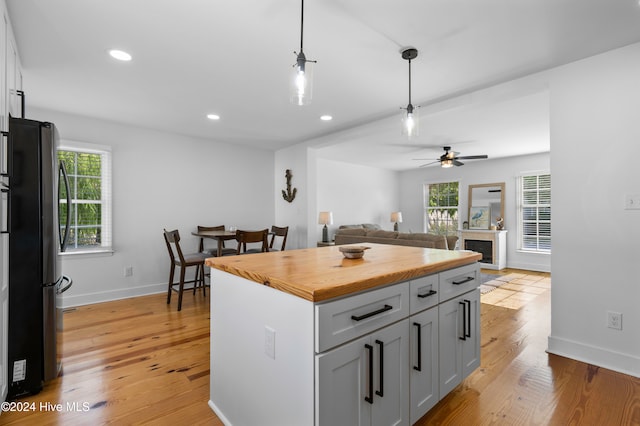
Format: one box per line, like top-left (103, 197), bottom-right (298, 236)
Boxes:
top-left (351, 304), bottom-right (392, 322)
top-left (465, 299), bottom-right (471, 338)
top-left (459, 301), bottom-right (467, 341)
top-left (452, 276), bottom-right (474, 285)
top-left (413, 322), bottom-right (422, 371)
top-left (365, 343), bottom-right (373, 404)
top-left (1, 131), bottom-right (10, 177)
top-left (417, 289), bottom-right (437, 299)
top-left (17, 90), bottom-right (25, 118)
top-left (375, 340), bottom-right (384, 397)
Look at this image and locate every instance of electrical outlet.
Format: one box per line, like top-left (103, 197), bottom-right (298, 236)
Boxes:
top-left (264, 326), bottom-right (275, 359)
top-left (607, 311), bottom-right (622, 330)
top-left (124, 266), bottom-right (133, 277)
top-left (625, 194), bottom-right (640, 210)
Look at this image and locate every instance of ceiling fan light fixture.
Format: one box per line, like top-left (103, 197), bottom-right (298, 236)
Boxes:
top-left (290, 0), bottom-right (316, 106)
top-left (400, 48), bottom-right (419, 138)
top-left (441, 159), bottom-right (454, 168)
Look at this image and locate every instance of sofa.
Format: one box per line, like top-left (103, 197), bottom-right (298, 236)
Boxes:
top-left (334, 225), bottom-right (458, 250)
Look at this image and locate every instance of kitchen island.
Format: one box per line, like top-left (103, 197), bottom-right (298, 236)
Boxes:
top-left (207, 243), bottom-right (481, 426)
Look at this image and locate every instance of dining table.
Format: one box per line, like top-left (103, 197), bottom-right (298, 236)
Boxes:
top-left (192, 229), bottom-right (238, 257)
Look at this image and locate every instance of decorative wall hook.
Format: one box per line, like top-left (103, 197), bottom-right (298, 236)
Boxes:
top-left (282, 169), bottom-right (297, 203)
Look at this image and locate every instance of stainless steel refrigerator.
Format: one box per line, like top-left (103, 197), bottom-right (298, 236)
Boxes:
top-left (5, 116), bottom-right (72, 399)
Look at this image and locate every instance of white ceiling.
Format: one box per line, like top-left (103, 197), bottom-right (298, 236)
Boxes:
top-left (7, 0), bottom-right (640, 170)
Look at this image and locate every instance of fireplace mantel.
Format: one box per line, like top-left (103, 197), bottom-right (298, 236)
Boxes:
top-left (460, 230), bottom-right (507, 270)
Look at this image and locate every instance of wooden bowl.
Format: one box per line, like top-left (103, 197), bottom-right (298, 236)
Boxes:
top-left (339, 245), bottom-right (370, 259)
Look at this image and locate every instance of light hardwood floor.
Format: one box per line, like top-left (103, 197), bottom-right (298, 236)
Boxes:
top-left (2, 269), bottom-right (639, 425)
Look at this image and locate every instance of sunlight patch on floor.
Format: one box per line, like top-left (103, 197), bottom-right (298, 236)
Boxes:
top-left (481, 272), bottom-right (550, 309)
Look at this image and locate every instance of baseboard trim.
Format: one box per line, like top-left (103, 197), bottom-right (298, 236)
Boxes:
top-left (209, 400), bottom-right (232, 425)
top-left (506, 261), bottom-right (551, 273)
top-left (62, 282), bottom-right (167, 308)
top-left (547, 335), bottom-right (640, 379)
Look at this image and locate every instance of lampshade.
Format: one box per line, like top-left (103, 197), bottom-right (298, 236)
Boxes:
top-left (401, 104), bottom-right (419, 138)
top-left (390, 212), bottom-right (403, 223)
top-left (441, 159), bottom-right (454, 168)
top-left (318, 211), bottom-right (333, 225)
top-left (291, 54), bottom-right (313, 106)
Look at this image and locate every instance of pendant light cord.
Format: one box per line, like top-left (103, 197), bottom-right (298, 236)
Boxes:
top-left (300, 0), bottom-right (305, 52)
top-left (408, 58), bottom-right (412, 106)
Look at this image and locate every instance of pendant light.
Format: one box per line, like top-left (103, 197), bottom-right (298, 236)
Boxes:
top-left (291, 0), bottom-right (316, 106)
top-left (400, 48), bottom-right (419, 138)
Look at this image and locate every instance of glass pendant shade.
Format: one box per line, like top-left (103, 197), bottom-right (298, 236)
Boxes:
top-left (441, 159), bottom-right (454, 168)
top-left (401, 104), bottom-right (419, 138)
top-left (291, 52), bottom-right (313, 106)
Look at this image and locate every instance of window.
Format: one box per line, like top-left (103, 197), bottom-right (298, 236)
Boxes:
top-left (517, 173), bottom-right (550, 252)
top-left (424, 181), bottom-right (459, 235)
top-left (58, 142), bottom-right (112, 253)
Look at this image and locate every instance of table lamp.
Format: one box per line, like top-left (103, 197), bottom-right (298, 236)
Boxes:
top-left (390, 211), bottom-right (403, 231)
top-left (318, 211), bottom-right (333, 242)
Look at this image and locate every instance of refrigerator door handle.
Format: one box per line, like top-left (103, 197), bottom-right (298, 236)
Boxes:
top-left (59, 161), bottom-right (71, 252)
top-left (58, 275), bottom-right (73, 294)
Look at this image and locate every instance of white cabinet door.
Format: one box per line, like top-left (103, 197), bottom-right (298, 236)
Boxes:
top-left (438, 289), bottom-right (480, 397)
top-left (316, 334), bottom-right (371, 426)
top-left (316, 319), bottom-right (409, 426)
top-left (370, 320), bottom-right (409, 426)
top-left (438, 295), bottom-right (463, 396)
top-left (461, 289), bottom-right (480, 377)
top-left (410, 307), bottom-right (439, 424)
top-left (0, 13), bottom-right (6, 133)
top-left (6, 35), bottom-right (21, 119)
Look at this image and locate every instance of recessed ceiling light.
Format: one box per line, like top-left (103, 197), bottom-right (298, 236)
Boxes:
top-left (207, 114), bottom-right (220, 120)
top-left (320, 115), bottom-right (332, 121)
top-left (109, 49), bottom-right (132, 61)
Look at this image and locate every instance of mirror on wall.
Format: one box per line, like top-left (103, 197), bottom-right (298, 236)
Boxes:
top-left (468, 182), bottom-right (505, 229)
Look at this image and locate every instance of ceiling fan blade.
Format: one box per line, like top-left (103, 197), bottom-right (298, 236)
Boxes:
top-left (453, 160), bottom-right (464, 166)
top-left (411, 158), bottom-right (438, 161)
top-left (418, 160), bottom-right (440, 168)
top-left (456, 155), bottom-right (488, 160)
top-left (394, 144), bottom-right (444, 151)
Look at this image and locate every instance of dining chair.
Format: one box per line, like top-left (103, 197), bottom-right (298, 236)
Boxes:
top-left (235, 229), bottom-right (269, 254)
top-left (268, 225), bottom-right (289, 251)
top-left (163, 229), bottom-right (209, 311)
top-left (197, 225), bottom-right (237, 256)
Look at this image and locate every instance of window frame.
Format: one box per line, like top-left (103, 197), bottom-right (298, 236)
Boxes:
top-left (516, 171), bottom-right (551, 254)
top-left (58, 140), bottom-right (113, 255)
top-left (423, 181), bottom-right (460, 236)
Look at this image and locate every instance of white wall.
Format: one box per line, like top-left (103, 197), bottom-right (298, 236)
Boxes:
top-left (30, 107), bottom-right (275, 307)
top-left (399, 153), bottom-right (551, 271)
top-left (274, 143), bottom-right (311, 250)
top-left (548, 43), bottom-right (640, 377)
top-left (316, 158), bottom-right (400, 242)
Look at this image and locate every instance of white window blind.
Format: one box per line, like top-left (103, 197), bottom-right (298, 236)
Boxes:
top-left (517, 173), bottom-right (551, 252)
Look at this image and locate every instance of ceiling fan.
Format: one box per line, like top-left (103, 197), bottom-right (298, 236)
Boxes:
top-left (414, 146), bottom-right (488, 168)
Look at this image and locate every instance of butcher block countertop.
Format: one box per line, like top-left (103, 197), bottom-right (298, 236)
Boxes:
top-left (206, 243), bottom-right (481, 302)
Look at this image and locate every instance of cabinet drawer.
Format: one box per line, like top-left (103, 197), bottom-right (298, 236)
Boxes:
top-left (409, 274), bottom-right (439, 315)
top-left (439, 263), bottom-right (479, 303)
top-left (315, 282), bottom-right (409, 353)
